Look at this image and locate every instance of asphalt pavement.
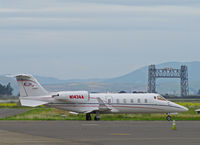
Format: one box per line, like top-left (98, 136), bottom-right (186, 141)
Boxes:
top-left (0, 121), bottom-right (199, 145)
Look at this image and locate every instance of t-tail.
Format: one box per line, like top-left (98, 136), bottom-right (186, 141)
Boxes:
top-left (16, 74), bottom-right (49, 97)
top-left (15, 74), bottom-right (50, 107)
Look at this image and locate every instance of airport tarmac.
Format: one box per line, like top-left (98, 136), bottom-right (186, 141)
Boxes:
top-left (0, 121), bottom-right (199, 145)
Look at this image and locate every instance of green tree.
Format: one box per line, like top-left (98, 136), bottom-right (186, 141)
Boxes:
top-left (0, 83), bottom-right (13, 96)
top-left (197, 89), bottom-right (200, 95)
top-left (6, 83), bottom-right (13, 95)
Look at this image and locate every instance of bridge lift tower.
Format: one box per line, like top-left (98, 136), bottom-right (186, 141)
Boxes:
top-left (148, 65), bottom-right (189, 96)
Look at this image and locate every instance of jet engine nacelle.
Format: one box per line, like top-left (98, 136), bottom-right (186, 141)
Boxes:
top-left (54, 91), bottom-right (90, 103)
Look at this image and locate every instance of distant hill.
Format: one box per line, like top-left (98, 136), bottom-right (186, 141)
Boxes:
top-left (1, 61), bottom-right (200, 96)
top-left (106, 61), bottom-right (200, 83)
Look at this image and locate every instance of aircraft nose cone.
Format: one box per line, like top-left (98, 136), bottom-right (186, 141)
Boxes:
top-left (169, 102), bottom-right (188, 112)
top-left (181, 105), bottom-right (188, 111)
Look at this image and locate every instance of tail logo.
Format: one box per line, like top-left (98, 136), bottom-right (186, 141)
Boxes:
top-left (24, 81), bottom-right (35, 87)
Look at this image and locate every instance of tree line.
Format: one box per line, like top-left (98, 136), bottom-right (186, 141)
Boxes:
top-left (0, 83), bottom-right (13, 96)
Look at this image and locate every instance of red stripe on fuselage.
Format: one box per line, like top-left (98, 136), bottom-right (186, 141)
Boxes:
top-left (52, 104), bottom-right (164, 110)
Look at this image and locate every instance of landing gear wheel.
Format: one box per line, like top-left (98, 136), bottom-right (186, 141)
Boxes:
top-left (166, 115), bottom-right (171, 121)
top-left (94, 111), bottom-right (100, 121)
top-left (86, 113), bottom-right (92, 121)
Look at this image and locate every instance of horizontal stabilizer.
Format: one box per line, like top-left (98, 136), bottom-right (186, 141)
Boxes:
top-left (20, 99), bottom-right (48, 107)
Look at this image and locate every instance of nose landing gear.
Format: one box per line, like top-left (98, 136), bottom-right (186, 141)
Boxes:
top-left (166, 115), bottom-right (172, 121)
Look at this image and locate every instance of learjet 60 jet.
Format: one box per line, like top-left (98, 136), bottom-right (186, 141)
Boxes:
top-left (15, 74), bottom-right (188, 121)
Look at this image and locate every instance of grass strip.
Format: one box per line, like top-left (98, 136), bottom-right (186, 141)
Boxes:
top-left (0, 102), bottom-right (199, 121)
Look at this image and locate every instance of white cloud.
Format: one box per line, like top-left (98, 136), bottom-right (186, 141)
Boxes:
top-left (0, 0), bottom-right (199, 79)
top-left (0, 4), bottom-right (200, 15)
top-left (0, 4), bottom-right (199, 31)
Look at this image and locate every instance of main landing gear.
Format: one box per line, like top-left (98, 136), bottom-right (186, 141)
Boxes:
top-left (94, 111), bottom-right (100, 121)
top-left (86, 113), bottom-right (92, 121)
top-left (86, 112), bottom-right (101, 121)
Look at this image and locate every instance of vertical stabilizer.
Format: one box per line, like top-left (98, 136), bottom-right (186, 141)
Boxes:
top-left (15, 74), bottom-right (48, 97)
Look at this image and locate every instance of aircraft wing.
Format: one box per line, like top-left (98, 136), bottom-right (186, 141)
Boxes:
top-left (75, 98), bottom-right (112, 114)
top-left (97, 97), bottom-right (112, 112)
top-left (83, 108), bottom-right (98, 114)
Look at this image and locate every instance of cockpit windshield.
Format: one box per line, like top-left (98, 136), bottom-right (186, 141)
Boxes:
top-left (157, 95), bottom-right (166, 101)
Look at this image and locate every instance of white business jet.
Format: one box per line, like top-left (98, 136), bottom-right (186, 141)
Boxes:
top-left (15, 74), bottom-right (188, 121)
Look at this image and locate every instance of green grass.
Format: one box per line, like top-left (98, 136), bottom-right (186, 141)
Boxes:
top-left (0, 102), bottom-right (200, 120)
top-left (6, 108), bottom-right (87, 120)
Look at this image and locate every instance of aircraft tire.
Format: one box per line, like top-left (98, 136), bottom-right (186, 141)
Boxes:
top-left (94, 116), bottom-right (100, 121)
top-left (166, 115), bottom-right (171, 121)
top-left (86, 113), bottom-right (92, 121)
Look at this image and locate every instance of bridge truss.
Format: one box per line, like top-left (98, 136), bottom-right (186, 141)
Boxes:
top-left (148, 65), bottom-right (189, 96)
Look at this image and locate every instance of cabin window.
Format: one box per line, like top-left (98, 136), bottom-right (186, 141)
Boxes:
top-left (131, 99), bottom-right (134, 103)
top-left (123, 99), bottom-right (126, 104)
top-left (137, 99), bottom-right (141, 103)
top-left (154, 96), bottom-right (156, 99)
top-left (145, 99), bottom-right (148, 103)
top-left (116, 99), bottom-right (120, 104)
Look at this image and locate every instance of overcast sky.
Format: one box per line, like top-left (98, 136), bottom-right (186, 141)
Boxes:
top-left (0, 0), bottom-right (199, 79)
